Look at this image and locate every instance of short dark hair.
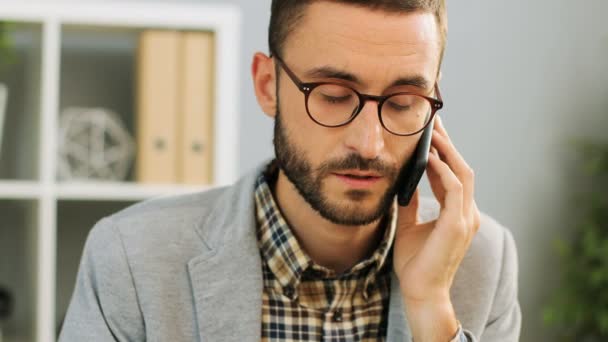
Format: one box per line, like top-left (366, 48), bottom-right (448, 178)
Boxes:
top-left (269, 0), bottom-right (447, 65)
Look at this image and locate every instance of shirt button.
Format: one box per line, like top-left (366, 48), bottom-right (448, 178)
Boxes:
top-left (312, 269), bottom-right (325, 277)
top-left (332, 309), bottom-right (343, 322)
top-left (283, 285), bottom-right (295, 299)
top-left (365, 283), bottom-right (375, 298)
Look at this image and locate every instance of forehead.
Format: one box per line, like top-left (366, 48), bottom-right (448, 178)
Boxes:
top-left (282, 2), bottom-right (441, 89)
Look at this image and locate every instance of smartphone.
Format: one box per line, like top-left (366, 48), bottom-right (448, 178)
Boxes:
top-left (396, 116), bottom-right (436, 207)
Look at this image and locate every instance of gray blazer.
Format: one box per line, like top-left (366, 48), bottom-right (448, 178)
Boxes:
top-left (59, 163), bottom-right (521, 341)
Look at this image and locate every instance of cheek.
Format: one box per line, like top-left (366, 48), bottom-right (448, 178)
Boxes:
top-left (387, 134), bottom-right (419, 169)
top-left (280, 88), bottom-right (309, 136)
top-left (281, 86), bottom-right (337, 163)
top-left (303, 128), bottom-right (339, 171)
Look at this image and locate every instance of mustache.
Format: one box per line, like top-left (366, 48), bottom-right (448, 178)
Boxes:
top-left (317, 153), bottom-right (398, 178)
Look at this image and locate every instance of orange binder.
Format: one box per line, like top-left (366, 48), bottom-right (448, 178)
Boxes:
top-left (135, 30), bottom-right (181, 184)
top-left (177, 31), bottom-right (215, 185)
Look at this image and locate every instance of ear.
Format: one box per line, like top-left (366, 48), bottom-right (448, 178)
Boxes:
top-left (251, 52), bottom-right (278, 118)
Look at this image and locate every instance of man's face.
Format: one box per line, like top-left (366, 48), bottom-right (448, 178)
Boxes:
top-left (273, 2), bottom-right (442, 226)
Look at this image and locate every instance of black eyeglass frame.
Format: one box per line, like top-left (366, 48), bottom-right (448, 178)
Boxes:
top-left (271, 53), bottom-right (444, 136)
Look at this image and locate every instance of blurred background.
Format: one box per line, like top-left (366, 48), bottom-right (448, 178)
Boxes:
top-left (0, 0), bottom-right (606, 341)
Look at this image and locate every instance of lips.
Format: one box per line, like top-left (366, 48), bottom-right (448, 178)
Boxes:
top-left (339, 174), bottom-right (379, 180)
top-left (332, 171), bottom-right (383, 188)
top-left (334, 170), bottom-right (382, 178)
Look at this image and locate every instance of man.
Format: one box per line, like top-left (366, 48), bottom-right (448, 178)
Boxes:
top-left (60, 1), bottom-right (521, 341)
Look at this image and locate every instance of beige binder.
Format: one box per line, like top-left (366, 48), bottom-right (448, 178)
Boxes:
top-left (135, 30), bottom-right (181, 184)
top-left (177, 31), bottom-right (215, 185)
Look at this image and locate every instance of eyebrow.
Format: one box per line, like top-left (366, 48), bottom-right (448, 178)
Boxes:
top-left (303, 65), bottom-right (431, 90)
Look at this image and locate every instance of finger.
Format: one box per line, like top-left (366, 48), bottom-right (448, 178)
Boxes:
top-left (431, 130), bottom-right (474, 214)
top-left (434, 115), bottom-right (449, 138)
top-left (427, 149), bottom-right (463, 215)
top-left (462, 201), bottom-right (481, 247)
top-left (433, 118), bottom-right (478, 238)
top-left (432, 130), bottom-right (479, 248)
top-left (431, 131), bottom-right (467, 172)
top-left (426, 154), bottom-right (469, 263)
top-left (399, 187), bottom-right (420, 225)
top-left (471, 201), bottom-right (481, 235)
top-left (426, 148), bottom-right (445, 204)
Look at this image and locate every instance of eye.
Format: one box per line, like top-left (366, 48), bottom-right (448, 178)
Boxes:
top-left (385, 95), bottom-right (416, 112)
top-left (321, 93), bottom-right (353, 104)
top-left (386, 101), bottom-right (411, 111)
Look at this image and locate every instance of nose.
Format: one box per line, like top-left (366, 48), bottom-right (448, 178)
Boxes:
top-left (343, 100), bottom-right (385, 160)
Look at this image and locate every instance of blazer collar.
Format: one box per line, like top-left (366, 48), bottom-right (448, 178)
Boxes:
top-left (185, 160), bottom-right (411, 341)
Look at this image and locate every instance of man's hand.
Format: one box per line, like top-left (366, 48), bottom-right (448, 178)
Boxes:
top-left (393, 115), bottom-right (481, 341)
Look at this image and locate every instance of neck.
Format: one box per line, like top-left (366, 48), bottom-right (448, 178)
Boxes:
top-left (273, 170), bottom-right (386, 274)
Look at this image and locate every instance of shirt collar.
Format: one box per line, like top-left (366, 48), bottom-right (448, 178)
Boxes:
top-left (254, 160), bottom-right (398, 297)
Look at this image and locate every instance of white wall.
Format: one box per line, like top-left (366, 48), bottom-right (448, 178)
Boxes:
top-left (81, 0), bottom-right (608, 340)
top-left (442, 2), bottom-right (608, 341)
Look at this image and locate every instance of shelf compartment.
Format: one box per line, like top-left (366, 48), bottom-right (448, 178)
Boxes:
top-left (0, 23), bottom-right (43, 181)
top-left (0, 199), bottom-right (39, 342)
top-left (58, 25), bottom-right (139, 183)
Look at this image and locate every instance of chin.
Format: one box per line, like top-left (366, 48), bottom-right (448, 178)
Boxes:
top-left (320, 199), bottom-right (386, 226)
top-left (336, 191), bottom-right (386, 215)
top-left (314, 181), bottom-right (394, 226)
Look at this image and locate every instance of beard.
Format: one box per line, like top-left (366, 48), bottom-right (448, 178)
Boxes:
top-left (273, 109), bottom-right (401, 226)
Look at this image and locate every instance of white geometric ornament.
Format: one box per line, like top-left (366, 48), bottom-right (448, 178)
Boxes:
top-left (58, 107), bottom-right (135, 182)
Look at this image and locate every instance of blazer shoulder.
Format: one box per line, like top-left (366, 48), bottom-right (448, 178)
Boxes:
top-left (112, 185), bottom-right (229, 223)
top-left (458, 211), bottom-right (520, 338)
top-left (470, 211), bottom-right (514, 264)
top-left (88, 185), bottom-right (232, 258)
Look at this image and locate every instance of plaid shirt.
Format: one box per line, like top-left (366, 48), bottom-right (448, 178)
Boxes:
top-left (254, 163), bottom-right (397, 341)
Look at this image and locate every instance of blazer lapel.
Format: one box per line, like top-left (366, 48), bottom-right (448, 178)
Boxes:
top-left (187, 165), bottom-right (266, 342)
top-left (187, 238), bottom-right (263, 342)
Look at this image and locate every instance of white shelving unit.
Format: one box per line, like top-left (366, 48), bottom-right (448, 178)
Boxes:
top-left (0, 2), bottom-right (241, 342)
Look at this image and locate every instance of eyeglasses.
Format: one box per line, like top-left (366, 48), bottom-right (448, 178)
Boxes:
top-left (272, 53), bottom-right (444, 136)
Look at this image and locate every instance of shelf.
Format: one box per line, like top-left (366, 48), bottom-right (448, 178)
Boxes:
top-left (56, 181), bottom-right (209, 201)
top-left (0, 23), bottom-right (42, 181)
top-left (0, 3), bottom-right (241, 341)
top-left (0, 181), bottom-right (41, 199)
top-left (55, 200), bottom-right (136, 333)
top-left (0, 180), bottom-right (208, 201)
top-left (0, 2), bottom-right (240, 30)
top-left (0, 199), bottom-right (38, 342)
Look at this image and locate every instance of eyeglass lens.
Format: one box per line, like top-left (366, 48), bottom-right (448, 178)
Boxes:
top-left (307, 84), bottom-right (432, 135)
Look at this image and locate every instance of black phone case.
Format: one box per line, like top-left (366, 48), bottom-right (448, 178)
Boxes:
top-left (397, 117), bottom-right (436, 206)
